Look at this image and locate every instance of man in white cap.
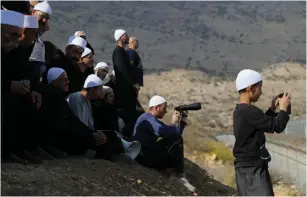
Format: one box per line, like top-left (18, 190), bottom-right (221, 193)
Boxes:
top-left (52, 36), bottom-right (88, 94)
top-left (74, 30), bottom-right (95, 55)
top-left (32, 1), bottom-right (51, 35)
top-left (1, 10), bottom-right (24, 52)
top-left (94, 62), bottom-right (109, 81)
top-left (37, 67), bottom-right (107, 158)
top-left (132, 96), bottom-right (193, 187)
top-left (233, 69), bottom-right (291, 196)
top-left (112, 29), bottom-right (139, 138)
top-left (66, 74), bottom-right (125, 160)
top-left (80, 47), bottom-right (94, 70)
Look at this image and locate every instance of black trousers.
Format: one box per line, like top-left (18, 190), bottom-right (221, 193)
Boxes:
top-left (1, 93), bottom-right (41, 157)
top-left (115, 88), bottom-right (138, 138)
top-left (137, 135), bottom-right (184, 174)
top-left (94, 130), bottom-right (124, 160)
top-left (235, 163), bottom-right (274, 196)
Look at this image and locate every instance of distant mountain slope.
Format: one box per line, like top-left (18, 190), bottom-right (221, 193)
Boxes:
top-left (43, 1), bottom-right (306, 76)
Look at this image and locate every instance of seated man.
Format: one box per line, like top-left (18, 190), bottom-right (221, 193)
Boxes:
top-left (66, 74), bottom-right (125, 160)
top-left (132, 95), bottom-right (195, 191)
top-left (132, 95), bottom-right (187, 174)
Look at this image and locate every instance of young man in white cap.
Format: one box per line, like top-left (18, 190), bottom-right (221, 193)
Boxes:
top-left (94, 62), bottom-right (109, 81)
top-left (233, 69), bottom-right (291, 196)
top-left (132, 96), bottom-right (194, 188)
top-left (79, 47), bottom-right (95, 79)
top-left (66, 74), bottom-right (125, 160)
top-left (112, 29), bottom-right (139, 138)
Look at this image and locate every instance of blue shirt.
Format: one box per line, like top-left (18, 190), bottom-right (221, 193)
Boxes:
top-left (133, 113), bottom-right (185, 137)
top-left (127, 48), bottom-right (144, 86)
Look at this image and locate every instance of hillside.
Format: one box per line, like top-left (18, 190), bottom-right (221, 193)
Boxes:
top-left (1, 158), bottom-right (235, 196)
top-left (43, 1), bottom-right (306, 76)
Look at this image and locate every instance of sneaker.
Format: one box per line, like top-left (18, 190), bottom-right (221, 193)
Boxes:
top-left (169, 174), bottom-right (196, 192)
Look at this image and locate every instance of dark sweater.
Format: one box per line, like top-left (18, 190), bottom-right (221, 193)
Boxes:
top-left (233, 104), bottom-right (290, 168)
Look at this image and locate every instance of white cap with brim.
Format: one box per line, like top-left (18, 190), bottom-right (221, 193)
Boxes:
top-left (47, 67), bottom-right (65, 84)
top-left (84, 74), bottom-right (103, 88)
top-left (81, 47), bottom-right (92, 58)
top-left (102, 86), bottom-right (113, 94)
top-left (94, 62), bottom-right (109, 70)
top-left (114, 29), bottom-right (126, 41)
top-left (34, 1), bottom-right (52, 16)
top-left (149, 95), bottom-right (166, 108)
top-left (67, 36), bottom-right (87, 49)
top-left (236, 69), bottom-right (263, 91)
top-left (1, 10), bottom-right (24, 28)
top-left (23, 15), bottom-right (38, 29)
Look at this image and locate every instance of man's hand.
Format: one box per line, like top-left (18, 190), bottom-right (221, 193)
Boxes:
top-left (133, 84), bottom-right (140, 90)
top-left (93, 131), bottom-right (107, 145)
top-left (10, 81), bottom-right (30, 96)
top-left (172, 111), bottom-right (182, 125)
top-left (270, 95), bottom-right (280, 112)
top-left (279, 92), bottom-right (291, 112)
top-left (30, 91), bottom-right (42, 109)
top-left (181, 111), bottom-right (189, 124)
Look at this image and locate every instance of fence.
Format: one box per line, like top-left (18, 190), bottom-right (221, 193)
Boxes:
top-left (214, 134), bottom-right (306, 192)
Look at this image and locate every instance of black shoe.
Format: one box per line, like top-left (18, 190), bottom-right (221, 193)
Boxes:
top-left (36, 146), bottom-right (54, 160)
top-left (43, 145), bottom-right (67, 158)
top-left (23, 150), bottom-right (43, 164)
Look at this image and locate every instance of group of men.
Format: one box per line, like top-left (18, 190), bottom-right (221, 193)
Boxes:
top-left (1, 0), bottom-right (194, 190)
top-left (1, 1), bottom-right (293, 196)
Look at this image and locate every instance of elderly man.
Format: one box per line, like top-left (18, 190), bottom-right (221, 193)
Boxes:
top-left (112, 29), bottom-right (139, 138)
top-left (51, 35), bottom-right (88, 94)
top-left (127, 36), bottom-right (143, 87)
top-left (37, 68), bottom-right (108, 157)
top-left (2, 12), bottom-right (54, 164)
top-left (66, 74), bottom-right (126, 160)
top-left (132, 95), bottom-right (195, 192)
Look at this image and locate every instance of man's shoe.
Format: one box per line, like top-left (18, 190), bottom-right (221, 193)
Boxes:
top-left (36, 146), bottom-right (54, 160)
top-left (23, 150), bottom-right (43, 164)
top-left (43, 145), bottom-right (67, 158)
top-left (169, 174), bottom-right (196, 192)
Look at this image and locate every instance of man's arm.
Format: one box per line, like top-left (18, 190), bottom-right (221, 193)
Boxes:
top-left (248, 107), bottom-right (290, 133)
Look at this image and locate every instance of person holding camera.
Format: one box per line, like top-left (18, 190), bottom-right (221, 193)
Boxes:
top-left (132, 95), bottom-right (195, 189)
top-left (233, 69), bottom-right (291, 196)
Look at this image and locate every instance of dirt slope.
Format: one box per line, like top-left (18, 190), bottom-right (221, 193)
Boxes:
top-left (1, 158), bottom-right (235, 196)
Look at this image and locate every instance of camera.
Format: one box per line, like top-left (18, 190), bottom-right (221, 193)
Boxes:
top-left (174, 102), bottom-right (202, 117)
top-left (277, 93), bottom-right (291, 114)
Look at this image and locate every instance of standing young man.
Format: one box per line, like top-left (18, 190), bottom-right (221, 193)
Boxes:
top-left (233, 69), bottom-right (291, 196)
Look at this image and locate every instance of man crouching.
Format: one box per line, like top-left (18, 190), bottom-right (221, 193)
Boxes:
top-left (132, 95), bottom-right (195, 192)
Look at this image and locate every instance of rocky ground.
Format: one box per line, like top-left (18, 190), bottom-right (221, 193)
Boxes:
top-left (1, 157), bottom-right (235, 196)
